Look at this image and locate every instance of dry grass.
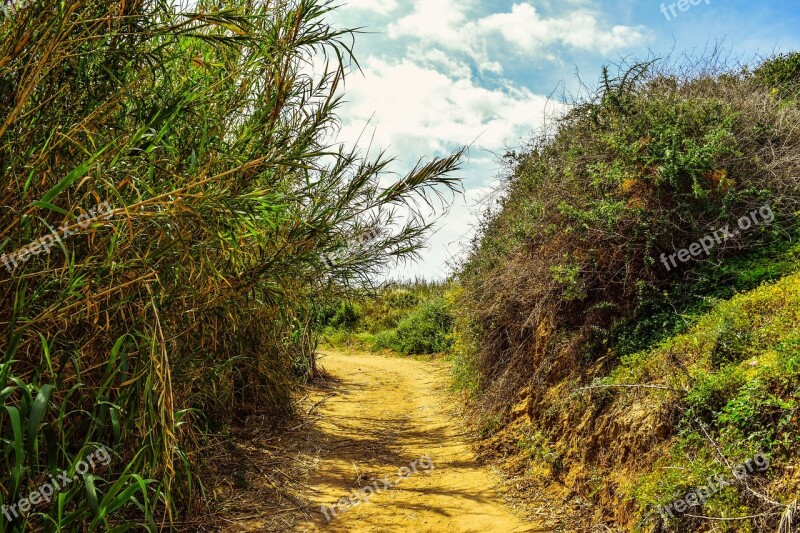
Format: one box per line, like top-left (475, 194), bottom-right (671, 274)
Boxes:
top-left (0, 0), bottom-right (462, 529)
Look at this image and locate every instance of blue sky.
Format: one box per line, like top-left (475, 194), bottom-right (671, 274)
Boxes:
top-left (327, 0), bottom-right (800, 280)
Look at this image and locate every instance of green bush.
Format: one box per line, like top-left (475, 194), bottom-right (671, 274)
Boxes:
top-left (386, 290), bottom-right (420, 309)
top-left (372, 329), bottom-right (399, 351)
top-left (754, 52), bottom-right (800, 98)
top-left (392, 298), bottom-right (454, 354)
top-left (320, 281), bottom-right (451, 353)
top-left (329, 301), bottom-right (363, 331)
top-left (453, 55), bottom-right (800, 530)
top-left (685, 365), bottom-right (747, 424)
top-left (456, 56), bottom-right (800, 414)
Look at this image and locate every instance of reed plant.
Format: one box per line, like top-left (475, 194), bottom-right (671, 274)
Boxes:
top-left (0, 0), bottom-right (463, 529)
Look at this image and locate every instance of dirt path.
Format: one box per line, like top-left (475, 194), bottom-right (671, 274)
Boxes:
top-left (296, 350), bottom-right (540, 532)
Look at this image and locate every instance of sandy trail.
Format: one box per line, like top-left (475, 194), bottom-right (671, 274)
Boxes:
top-left (297, 350), bottom-right (540, 533)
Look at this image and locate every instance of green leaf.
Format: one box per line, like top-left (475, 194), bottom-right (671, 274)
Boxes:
top-left (5, 405), bottom-right (25, 498)
top-left (85, 474), bottom-right (99, 515)
top-left (32, 144), bottom-right (110, 208)
top-left (27, 384), bottom-right (54, 452)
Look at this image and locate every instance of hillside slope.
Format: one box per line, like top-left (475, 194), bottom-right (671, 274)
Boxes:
top-left (477, 271), bottom-right (800, 531)
top-left (454, 54), bottom-right (800, 532)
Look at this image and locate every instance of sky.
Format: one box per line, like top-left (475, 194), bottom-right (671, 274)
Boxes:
top-left (326, 0), bottom-right (800, 281)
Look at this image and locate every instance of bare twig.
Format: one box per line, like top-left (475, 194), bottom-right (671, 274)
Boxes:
top-left (307, 393), bottom-right (336, 415)
top-left (683, 512), bottom-right (781, 521)
top-left (573, 383), bottom-right (682, 393)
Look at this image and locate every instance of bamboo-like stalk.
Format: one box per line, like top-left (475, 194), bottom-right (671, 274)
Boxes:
top-left (0, 0), bottom-right (463, 529)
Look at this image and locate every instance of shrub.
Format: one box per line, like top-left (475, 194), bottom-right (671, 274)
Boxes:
top-left (392, 298), bottom-right (454, 354)
top-left (455, 55), bottom-right (800, 415)
top-left (452, 52), bottom-right (800, 532)
top-left (320, 281), bottom-right (451, 352)
top-left (372, 329), bottom-right (399, 352)
top-left (330, 302), bottom-right (363, 331)
top-left (754, 52), bottom-right (800, 98)
top-left (386, 290), bottom-right (419, 308)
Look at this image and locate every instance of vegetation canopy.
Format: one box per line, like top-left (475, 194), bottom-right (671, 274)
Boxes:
top-left (0, 0), bottom-right (462, 529)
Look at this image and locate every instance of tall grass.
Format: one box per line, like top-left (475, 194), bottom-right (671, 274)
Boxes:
top-left (0, 0), bottom-right (462, 529)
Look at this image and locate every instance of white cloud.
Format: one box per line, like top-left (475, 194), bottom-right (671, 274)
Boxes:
top-left (337, 56), bottom-right (562, 164)
top-left (388, 1), bottom-right (647, 71)
top-left (387, 0), bottom-right (504, 73)
top-left (409, 46), bottom-right (473, 80)
top-left (340, 0), bottom-right (399, 15)
top-left (387, 0), bottom-right (471, 51)
top-left (478, 3), bottom-right (645, 54)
